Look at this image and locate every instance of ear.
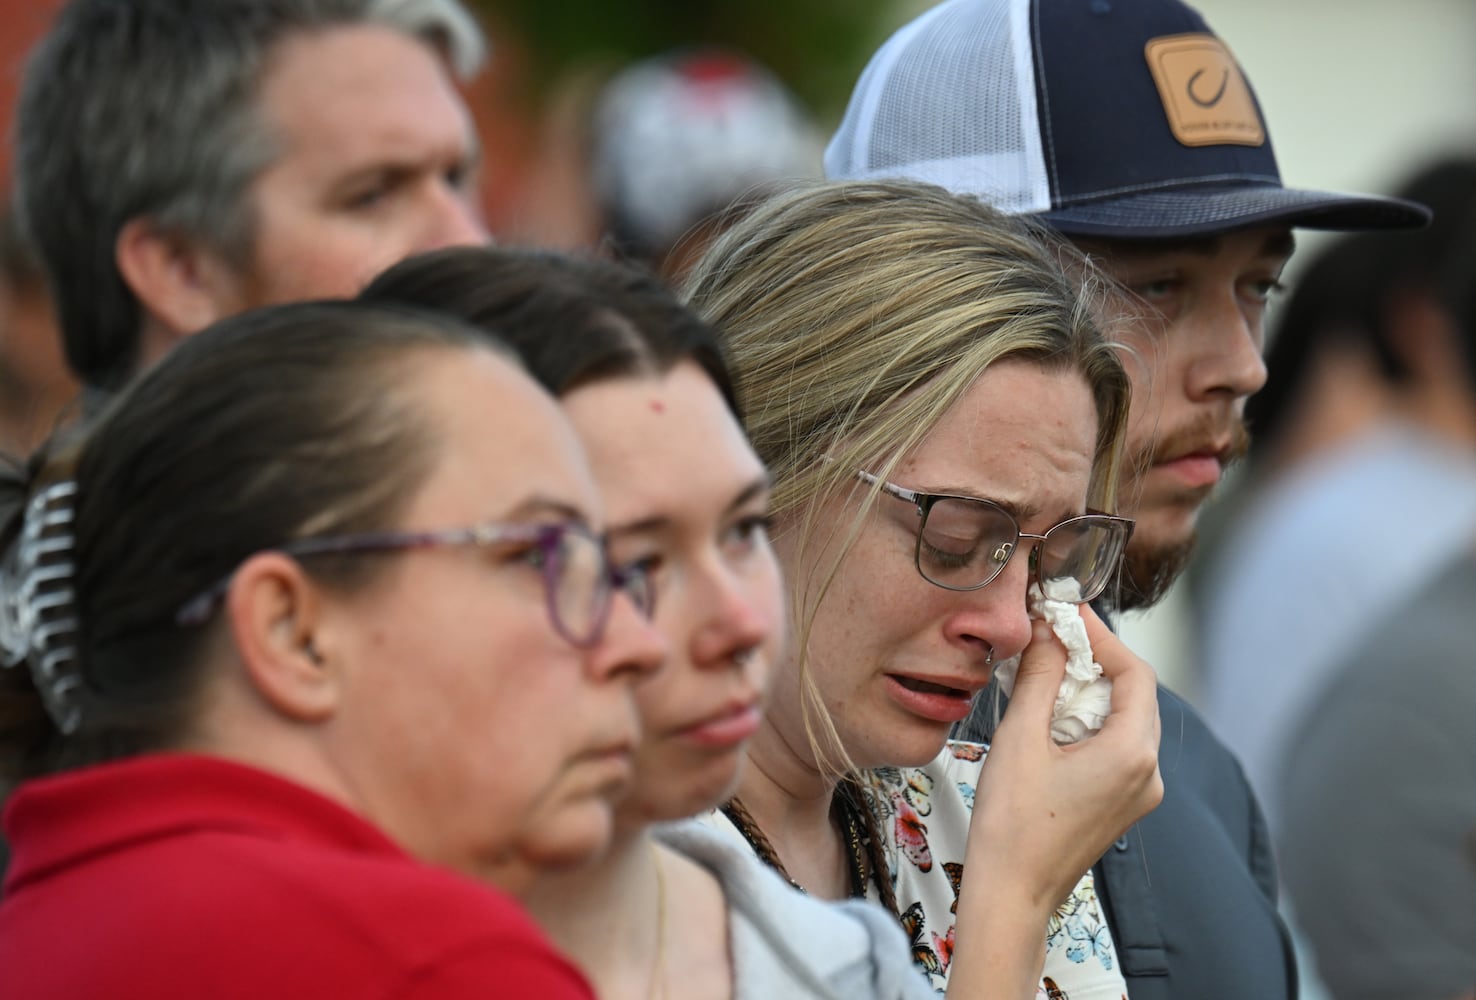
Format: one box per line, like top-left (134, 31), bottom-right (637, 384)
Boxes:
top-left (114, 216), bottom-right (246, 355)
top-left (225, 551), bottom-right (341, 724)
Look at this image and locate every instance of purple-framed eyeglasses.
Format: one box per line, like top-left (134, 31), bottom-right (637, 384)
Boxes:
top-left (174, 521), bottom-right (653, 649)
top-left (858, 471), bottom-right (1134, 604)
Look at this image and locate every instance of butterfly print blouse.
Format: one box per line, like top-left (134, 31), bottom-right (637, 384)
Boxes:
top-left (863, 741), bottom-right (1130, 999)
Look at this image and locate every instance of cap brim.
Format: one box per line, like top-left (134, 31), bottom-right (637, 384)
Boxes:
top-left (1036, 184), bottom-right (1430, 239)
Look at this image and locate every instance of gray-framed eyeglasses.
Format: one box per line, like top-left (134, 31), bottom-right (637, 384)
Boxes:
top-left (858, 471), bottom-right (1134, 604)
top-left (173, 521), bottom-right (654, 649)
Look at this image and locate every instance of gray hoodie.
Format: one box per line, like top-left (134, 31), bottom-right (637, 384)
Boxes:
top-left (657, 821), bottom-right (935, 1000)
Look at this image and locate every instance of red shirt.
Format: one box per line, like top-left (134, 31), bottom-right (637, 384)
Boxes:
top-left (0, 753), bottom-right (594, 999)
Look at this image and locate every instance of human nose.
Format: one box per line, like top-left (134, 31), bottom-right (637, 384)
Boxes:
top-left (686, 557), bottom-right (779, 670)
top-left (1185, 292), bottom-right (1268, 402)
top-left (942, 544), bottom-right (1034, 665)
top-left (585, 589), bottom-right (668, 683)
top-left (417, 181), bottom-right (489, 250)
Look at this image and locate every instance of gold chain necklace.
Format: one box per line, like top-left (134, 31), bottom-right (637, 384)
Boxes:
top-left (647, 843), bottom-right (668, 1000)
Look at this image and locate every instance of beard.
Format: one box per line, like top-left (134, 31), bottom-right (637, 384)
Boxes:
top-left (1110, 530), bottom-right (1196, 611)
top-left (1107, 415), bottom-right (1251, 612)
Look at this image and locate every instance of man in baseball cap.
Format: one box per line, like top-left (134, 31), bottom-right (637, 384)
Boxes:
top-left (826, 1), bottom-right (1428, 997)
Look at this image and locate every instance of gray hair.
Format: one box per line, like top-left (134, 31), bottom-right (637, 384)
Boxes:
top-left (12, 0), bottom-right (486, 391)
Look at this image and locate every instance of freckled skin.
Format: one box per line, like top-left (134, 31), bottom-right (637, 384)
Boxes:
top-left (764, 359), bottom-right (1100, 771)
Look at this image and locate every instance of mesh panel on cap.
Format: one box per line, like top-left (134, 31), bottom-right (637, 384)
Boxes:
top-left (825, 0), bottom-right (1051, 215)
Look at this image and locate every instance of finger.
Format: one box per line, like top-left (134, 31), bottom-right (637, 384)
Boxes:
top-left (1085, 640), bottom-right (1159, 744)
top-left (1000, 618), bottom-right (1068, 729)
top-left (1081, 606), bottom-right (1152, 684)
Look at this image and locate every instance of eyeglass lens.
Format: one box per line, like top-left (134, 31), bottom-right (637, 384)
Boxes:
top-left (612, 561), bottom-right (657, 621)
top-left (544, 526), bottom-right (613, 647)
top-left (543, 527), bottom-right (660, 647)
top-left (916, 497), bottom-right (1123, 602)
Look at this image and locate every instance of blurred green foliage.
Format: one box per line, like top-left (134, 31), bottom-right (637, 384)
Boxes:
top-left (470, 0), bottom-right (901, 119)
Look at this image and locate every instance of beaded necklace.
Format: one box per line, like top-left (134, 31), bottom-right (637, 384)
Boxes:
top-left (721, 779), bottom-right (899, 915)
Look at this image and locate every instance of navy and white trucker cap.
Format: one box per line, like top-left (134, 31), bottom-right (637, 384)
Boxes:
top-left (825, 0), bottom-right (1430, 238)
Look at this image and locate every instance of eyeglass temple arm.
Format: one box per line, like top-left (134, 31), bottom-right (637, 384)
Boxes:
top-left (853, 469), bottom-right (924, 509)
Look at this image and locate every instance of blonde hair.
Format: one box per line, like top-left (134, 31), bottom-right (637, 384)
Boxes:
top-left (683, 179), bottom-right (1131, 777)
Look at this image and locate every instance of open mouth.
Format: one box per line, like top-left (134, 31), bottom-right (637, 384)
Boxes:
top-left (891, 675), bottom-right (970, 698)
top-left (884, 673), bottom-right (979, 724)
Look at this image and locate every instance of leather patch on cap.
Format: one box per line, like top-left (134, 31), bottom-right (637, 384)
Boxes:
top-left (1144, 33), bottom-right (1265, 147)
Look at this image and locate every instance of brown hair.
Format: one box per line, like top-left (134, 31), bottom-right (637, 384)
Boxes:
top-left (361, 245), bottom-right (741, 415)
top-left (0, 300), bottom-right (497, 782)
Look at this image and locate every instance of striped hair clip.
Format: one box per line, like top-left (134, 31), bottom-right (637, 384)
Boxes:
top-left (0, 480), bottom-right (85, 734)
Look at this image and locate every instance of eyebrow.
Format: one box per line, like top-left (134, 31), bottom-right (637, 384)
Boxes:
top-left (728, 475), bottom-right (774, 514)
top-left (502, 495), bottom-right (589, 526)
top-left (607, 474), bottom-right (773, 539)
top-left (329, 132), bottom-right (481, 194)
top-left (1261, 229), bottom-right (1297, 260)
top-left (940, 489), bottom-right (1043, 523)
top-left (898, 480), bottom-right (1047, 525)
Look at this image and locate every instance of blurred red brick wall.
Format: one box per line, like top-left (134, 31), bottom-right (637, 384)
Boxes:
top-left (0, 1), bottom-right (66, 190)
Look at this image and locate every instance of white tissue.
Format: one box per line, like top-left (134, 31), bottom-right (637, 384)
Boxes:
top-left (992, 581), bottom-right (1111, 745)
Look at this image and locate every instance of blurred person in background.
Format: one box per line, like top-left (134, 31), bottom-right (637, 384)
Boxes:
top-left (1275, 168), bottom-right (1476, 1000)
top-left (822, 0), bottom-right (1430, 997)
top-left (0, 211), bottom-right (74, 454)
top-left (12, 0), bottom-right (489, 401)
top-left (1198, 157), bottom-right (1476, 826)
top-left (587, 48), bottom-right (821, 283)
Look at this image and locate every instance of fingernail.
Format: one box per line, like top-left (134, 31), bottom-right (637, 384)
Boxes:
top-left (1032, 619), bottom-right (1052, 642)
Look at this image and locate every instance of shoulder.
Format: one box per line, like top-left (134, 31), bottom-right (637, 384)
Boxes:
top-left (869, 741), bottom-right (986, 794)
top-left (0, 825), bottom-right (589, 997)
top-left (1283, 556), bottom-right (1476, 800)
top-left (865, 744), bottom-right (981, 882)
top-left (866, 742), bottom-right (985, 829)
top-left (264, 855), bottom-right (596, 996)
top-left (1154, 684), bottom-right (1254, 788)
top-left (1277, 561), bottom-right (1476, 1000)
top-left (384, 930), bottom-right (595, 999)
top-left (186, 824), bottom-right (584, 987)
top-left (251, 845), bottom-right (582, 981)
top-left (1280, 554), bottom-right (1476, 850)
top-left (657, 821), bottom-right (930, 1000)
top-left (1142, 682), bottom-right (1277, 887)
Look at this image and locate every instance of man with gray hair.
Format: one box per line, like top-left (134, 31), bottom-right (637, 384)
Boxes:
top-left (14, 0), bottom-right (489, 395)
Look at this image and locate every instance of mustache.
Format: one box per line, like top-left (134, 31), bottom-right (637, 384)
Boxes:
top-left (1135, 414), bottom-right (1251, 470)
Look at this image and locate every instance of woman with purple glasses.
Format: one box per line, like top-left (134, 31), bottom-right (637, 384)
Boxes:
top-left (0, 301), bottom-right (663, 998)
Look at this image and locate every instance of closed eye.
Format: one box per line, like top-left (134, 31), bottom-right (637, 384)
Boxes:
top-left (343, 170), bottom-right (409, 211)
top-left (919, 537), bottom-right (982, 569)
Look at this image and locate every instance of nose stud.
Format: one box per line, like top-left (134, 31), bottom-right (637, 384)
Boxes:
top-left (984, 644), bottom-right (995, 667)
